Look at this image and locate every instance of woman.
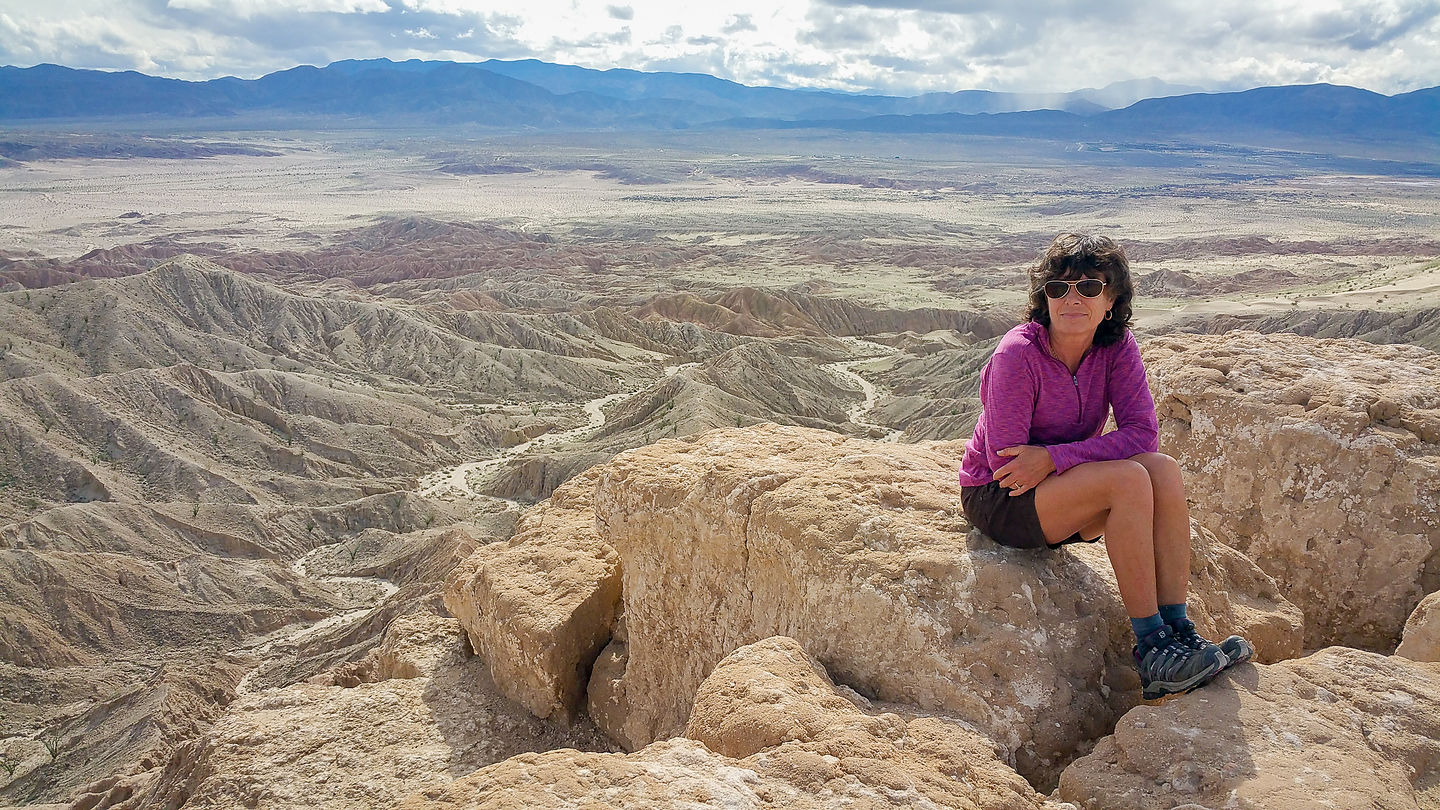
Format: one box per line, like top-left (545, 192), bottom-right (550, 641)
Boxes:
top-left (957, 233), bottom-right (1253, 700)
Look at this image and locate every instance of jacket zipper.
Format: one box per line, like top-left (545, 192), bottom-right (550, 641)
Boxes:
top-left (1044, 348), bottom-right (1085, 425)
top-left (1071, 373), bottom-right (1081, 423)
top-left (1042, 332), bottom-right (1082, 426)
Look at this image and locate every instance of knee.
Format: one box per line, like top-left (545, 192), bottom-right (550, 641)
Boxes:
top-left (1133, 452), bottom-right (1185, 495)
top-left (1105, 460), bottom-right (1154, 506)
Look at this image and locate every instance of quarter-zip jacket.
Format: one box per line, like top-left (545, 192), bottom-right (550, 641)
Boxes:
top-left (957, 321), bottom-right (1159, 486)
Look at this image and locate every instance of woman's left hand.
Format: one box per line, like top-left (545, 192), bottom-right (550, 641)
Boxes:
top-left (994, 445), bottom-right (1056, 496)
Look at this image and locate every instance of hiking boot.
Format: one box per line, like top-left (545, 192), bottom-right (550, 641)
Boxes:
top-left (1133, 624), bottom-right (1227, 700)
top-left (1171, 618), bottom-right (1254, 670)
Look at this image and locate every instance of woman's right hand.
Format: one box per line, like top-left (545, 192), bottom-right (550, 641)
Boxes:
top-left (994, 445), bottom-right (1056, 496)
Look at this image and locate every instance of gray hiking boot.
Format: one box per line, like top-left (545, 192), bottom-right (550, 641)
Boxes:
top-left (1133, 624), bottom-right (1227, 700)
top-left (1171, 618), bottom-right (1254, 669)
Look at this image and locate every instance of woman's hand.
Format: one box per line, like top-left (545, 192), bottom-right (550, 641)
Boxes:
top-left (994, 445), bottom-right (1056, 497)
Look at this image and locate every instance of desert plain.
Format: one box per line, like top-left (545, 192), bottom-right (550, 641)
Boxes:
top-left (1, 128), bottom-right (1438, 808)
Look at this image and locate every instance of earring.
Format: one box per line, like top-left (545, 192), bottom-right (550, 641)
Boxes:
top-left (1104, 310), bottom-right (1113, 320)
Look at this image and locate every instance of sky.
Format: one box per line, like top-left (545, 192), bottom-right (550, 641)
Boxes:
top-left (1, 0), bottom-right (1437, 96)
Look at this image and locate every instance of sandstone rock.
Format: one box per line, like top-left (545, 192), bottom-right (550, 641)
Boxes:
top-left (1145, 331), bottom-right (1440, 650)
top-left (585, 611), bottom-right (632, 746)
top-left (126, 610), bottom-right (615, 810)
top-left (399, 635), bottom-right (1063, 810)
top-left (578, 424), bottom-right (1298, 786)
top-left (368, 610), bottom-right (467, 681)
top-left (1058, 647), bottom-right (1440, 809)
top-left (444, 467), bottom-right (622, 721)
top-left (1397, 591), bottom-right (1440, 662)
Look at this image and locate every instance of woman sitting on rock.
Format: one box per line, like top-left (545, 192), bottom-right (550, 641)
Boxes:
top-left (957, 233), bottom-right (1253, 699)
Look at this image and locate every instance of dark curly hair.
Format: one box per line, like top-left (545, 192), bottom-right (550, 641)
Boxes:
top-left (1024, 233), bottom-right (1134, 347)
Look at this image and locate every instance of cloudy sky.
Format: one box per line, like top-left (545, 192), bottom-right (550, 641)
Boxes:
top-left (1, 0), bottom-right (1436, 96)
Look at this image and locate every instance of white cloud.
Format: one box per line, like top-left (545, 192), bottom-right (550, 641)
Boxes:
top-left (165, 0), bottom-right (392, 16)
top-left (0, 0), bottom-right (1434, 94)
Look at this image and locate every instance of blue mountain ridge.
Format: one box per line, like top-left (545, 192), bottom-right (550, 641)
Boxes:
top-left (0, 59), bottom-right (1435, 152)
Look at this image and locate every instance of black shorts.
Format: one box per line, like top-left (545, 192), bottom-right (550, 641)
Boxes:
top-left (960, 481), bottom-right (1101, 550)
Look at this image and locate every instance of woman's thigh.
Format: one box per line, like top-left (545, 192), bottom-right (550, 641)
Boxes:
top-left (1032, 459), bottom-right (1152, 545)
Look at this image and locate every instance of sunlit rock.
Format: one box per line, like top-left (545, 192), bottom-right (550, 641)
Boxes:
top-left (1146, 331), bottom-right (1440, 650)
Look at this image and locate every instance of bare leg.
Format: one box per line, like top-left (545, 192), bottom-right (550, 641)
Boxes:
top-left (1031, 459), bottom-right (1157, 618)
top-left (1130, 453), bottom-right (1190, 607)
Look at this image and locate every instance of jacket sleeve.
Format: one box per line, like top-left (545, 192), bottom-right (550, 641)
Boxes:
top-left (976, 343), bottom-right (1039, 480)
top-left (1044, 332), bottom-right (1160, 475)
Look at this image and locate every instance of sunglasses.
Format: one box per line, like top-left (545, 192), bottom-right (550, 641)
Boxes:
top-left (1042, 279), bottom-right (1108, 299)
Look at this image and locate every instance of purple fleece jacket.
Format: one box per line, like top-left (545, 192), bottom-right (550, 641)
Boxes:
top-left (958, 321), bottom-right (1159, 486)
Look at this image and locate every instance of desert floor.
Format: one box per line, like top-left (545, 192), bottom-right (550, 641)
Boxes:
top-left (3, 131), bottom-right (1437, 317)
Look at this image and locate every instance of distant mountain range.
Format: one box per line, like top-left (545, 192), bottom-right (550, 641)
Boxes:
top-left (1, 58), bottom-right (1436, 154)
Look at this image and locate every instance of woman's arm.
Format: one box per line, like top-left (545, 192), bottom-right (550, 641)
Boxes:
top-left (1043, 332), bottom-right (1159, 475)
top-left (977, 344), bottom-right (1041, 478)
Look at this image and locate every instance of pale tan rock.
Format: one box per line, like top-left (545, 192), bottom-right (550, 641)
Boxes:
top-left (1058, 647), bottom-right (1440, 810)
top-left (585, 611), bottom-right (632, 745)
top-left (1397, 591), bottom-right (1440, 662)
top-left (1145, 331), bottom-right (1440, 650)
top-left (582, 424), bottom-right (1298, 786)
top-left (128, 611), bottom-right (614, 810)
top-left (443, 467), bottom-right (622, 722)
top-left (685, 635), bottom-right (867, 758)
top-left (399, 740), bottom-right (801, 810)
top-left (399, 635), bottom-right (1063, 810)
top-left (369, 610), bottom-right (467, 680)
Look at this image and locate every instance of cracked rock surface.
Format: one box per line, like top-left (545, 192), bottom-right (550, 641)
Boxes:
top-left (1058, 646), bottom-right (1440, 810)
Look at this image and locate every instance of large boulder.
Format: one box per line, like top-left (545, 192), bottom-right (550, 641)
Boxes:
top-left (1058, 647), bottom-right (1440, 809)
top-left (1144, 331), bottom-right (1440, 650)
top-left (582, 424), bottom-right (1298, 786)
top-left (443, 467), bottom-right (622, 722)
top-left (1397, 591), bottom-right (1440, 662)
top-left (398, 635), bottom-right (1064, 810)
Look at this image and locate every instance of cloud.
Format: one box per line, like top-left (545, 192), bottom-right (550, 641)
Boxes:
top-left (165, 0), bottom-right (391, 15)
top-left (788, 0), bottom-right (1440, 94)
top-left (549, 27), bottom-right (632, 51)
top-left (815, 0), bottom-right (1146, 20)
top-left (722, 13), bottom-right (757, 34)
top-left (1245, 0), bottom-right (1440, 50)
top-left (0, 0), bottom-right (1435, 95)
top-left (0, 0), bottom-right (539, 77)
top-left (799, 8), bottom-right (891, 48)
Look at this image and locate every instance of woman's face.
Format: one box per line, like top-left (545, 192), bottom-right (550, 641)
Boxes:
top-left (1045, 272), bottom-right (1114, 341)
